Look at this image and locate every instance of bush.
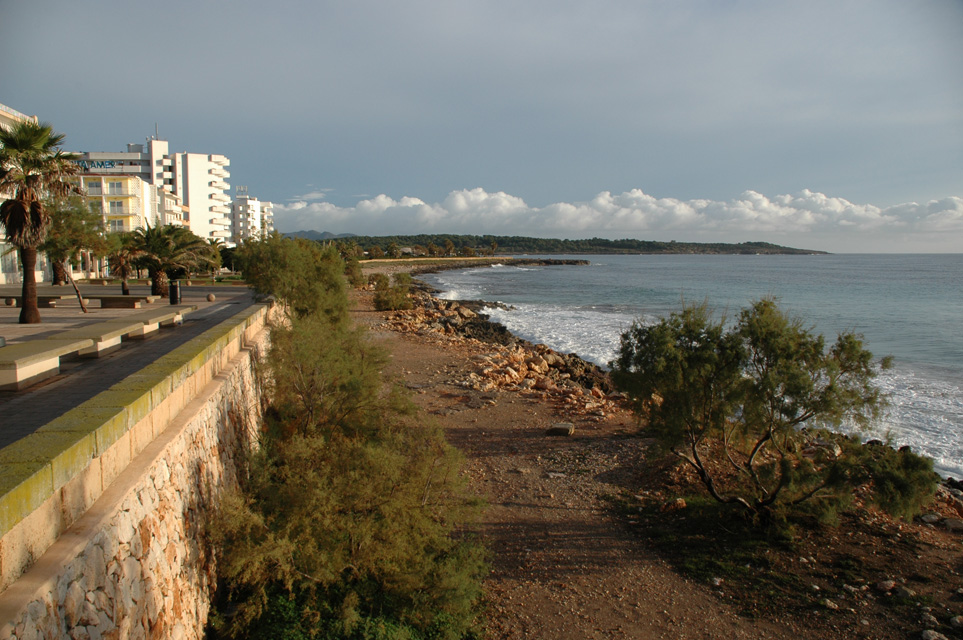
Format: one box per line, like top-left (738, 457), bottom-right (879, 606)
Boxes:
top-left (345, 257), bottom-right (366, 288)
top-left (209, 265), bottom-right (485, 639)
top-left (239, 233), bottom-right (347, 324)
top-left (373, 273), bottom-right (413, 311)
top-left (610, 298), bottom-right (936, 521)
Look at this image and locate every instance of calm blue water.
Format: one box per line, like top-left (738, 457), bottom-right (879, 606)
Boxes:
top-left (422, 255), bottom-right (963, 477)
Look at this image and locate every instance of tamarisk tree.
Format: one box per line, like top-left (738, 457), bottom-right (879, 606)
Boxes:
top-left (611, 298), bottom-right (935, 519)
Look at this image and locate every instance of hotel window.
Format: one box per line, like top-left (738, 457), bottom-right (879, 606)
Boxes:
top-left (108, 201), bottom-right (124, 214)
top-left (108, 220), bottom-right (125, 232)
top-left (108, 181), bottom-right (123, 195)
top-left (86, 181), bottom-right (102, 194)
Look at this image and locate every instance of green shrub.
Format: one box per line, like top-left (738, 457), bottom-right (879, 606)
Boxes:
top-left (239, 233), bottom-right (347, 324)
top-left (345, 257), bottom-right (366, 288)
top-left (373, 273), bottom-right (413, 311)
top-left (209, 267), bottom-right (485, 639)
top-left (610, 298), bottom-right (936, 521)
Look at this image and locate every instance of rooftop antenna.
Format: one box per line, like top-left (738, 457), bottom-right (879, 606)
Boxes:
top-left (154, 123), bottom-right (159, 140)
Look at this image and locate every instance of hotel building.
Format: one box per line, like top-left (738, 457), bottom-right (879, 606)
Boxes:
top-left (73, 139), bottom-right (231, 243)
top-left (231, 186), bottom-right (275, 243)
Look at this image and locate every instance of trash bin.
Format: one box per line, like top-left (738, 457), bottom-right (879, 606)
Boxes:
top-left (169, 280), bottom-right (181, 305)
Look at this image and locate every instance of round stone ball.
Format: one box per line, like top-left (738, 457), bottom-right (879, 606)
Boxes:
top-left (207, 293), bottom-right (216, 302)
top-left (4, 298), bottom-right (15, 307)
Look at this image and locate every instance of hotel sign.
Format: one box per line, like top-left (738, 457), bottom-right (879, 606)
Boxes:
top-left (75, 160), bottom-right (116, 170)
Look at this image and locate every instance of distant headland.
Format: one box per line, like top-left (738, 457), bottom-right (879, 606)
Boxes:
top-left (284, 231), bottom-right (828, 255)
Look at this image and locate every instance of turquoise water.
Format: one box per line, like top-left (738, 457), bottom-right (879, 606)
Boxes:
top-left (423, 254), bottom-right (963, 477)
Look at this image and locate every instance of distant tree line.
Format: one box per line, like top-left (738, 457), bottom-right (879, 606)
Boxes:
top-left (331, 234), bottom-right (826, 257)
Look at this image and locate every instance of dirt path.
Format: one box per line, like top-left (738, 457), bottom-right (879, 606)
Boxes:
top-left (352, 298), bottom-right (814, 639)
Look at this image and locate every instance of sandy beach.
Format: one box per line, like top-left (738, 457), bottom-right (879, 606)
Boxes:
top-left (352, 263), bottom-right (963, 640)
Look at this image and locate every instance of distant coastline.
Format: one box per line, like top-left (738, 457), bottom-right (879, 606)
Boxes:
top-left (289, 230), bottom-right (828, 256)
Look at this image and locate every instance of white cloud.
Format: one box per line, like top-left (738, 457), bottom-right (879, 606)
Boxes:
top-left (272, 188), bottom-right (963, 253)
top-left (291, 189), bottom-right (333, 202)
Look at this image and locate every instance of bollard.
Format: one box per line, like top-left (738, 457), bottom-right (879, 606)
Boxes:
top-left (169, 280), bottom-right (181, 305)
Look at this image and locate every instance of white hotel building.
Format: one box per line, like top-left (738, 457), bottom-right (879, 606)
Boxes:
top-left (231, 186), bottom-right (275, 243)
top-left (73, 139), bottom-right (232, 243)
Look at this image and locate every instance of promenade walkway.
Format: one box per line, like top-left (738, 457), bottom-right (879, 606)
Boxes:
top-left (0, 283), bottom-right (256, 449)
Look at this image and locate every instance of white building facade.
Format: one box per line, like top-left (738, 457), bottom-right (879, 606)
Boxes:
top-left (174, 153), bottom-right (232, 243)
top-left (231, 186), bottom-right (275, 243)
top-left (73, 138), bottom-right (231, 243)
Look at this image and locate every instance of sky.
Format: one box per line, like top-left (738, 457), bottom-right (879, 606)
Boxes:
top-left (2, 0), bottom-right (961, 252)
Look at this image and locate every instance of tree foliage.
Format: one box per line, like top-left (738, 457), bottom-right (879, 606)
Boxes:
top-left (209, 255), bottom-right (485, 639)
top-left (129, 224), bottom-right (214, 297)
top-left (610, 298), bottom-right (935, 520)
top-left (0, 120), bottom-right (80, 322)
top-left (40, 195), bottom-right (108, 285)
top-left (237, 233), bottom-right (348, 324)
top-left (372, 273), bottom-right (413, 311)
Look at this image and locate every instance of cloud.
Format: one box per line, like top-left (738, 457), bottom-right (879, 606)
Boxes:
top-left (290, 189), bottom-right (333, 202)
top-left (272, 188), bottom-right (963, 253)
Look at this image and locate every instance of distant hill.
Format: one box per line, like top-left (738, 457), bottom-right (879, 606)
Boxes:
top-left (284, 230), bottom-right (358, 241)
top-left (321, 233), bottom-right (827, 255)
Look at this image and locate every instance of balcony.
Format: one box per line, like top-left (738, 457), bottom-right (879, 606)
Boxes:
top-left (210, 205), bottom-right (231, 215)
top-left (209, 192), bottom-right (231, 203)
top-left (209, 179), bottom-right (229, 190)
top-left (209, 216), bottom-right (232, 226)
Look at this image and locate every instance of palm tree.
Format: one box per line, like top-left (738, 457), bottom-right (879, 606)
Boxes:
top-left (0, 121), bottom-right (80, 323)
top-left (130, 224), bottom-right (211, 297)
top-left (106, 231), bottom-right (141, 295)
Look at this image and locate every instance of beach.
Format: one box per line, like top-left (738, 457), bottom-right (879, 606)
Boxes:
top-left (352, 261), bottom-right (963, 640)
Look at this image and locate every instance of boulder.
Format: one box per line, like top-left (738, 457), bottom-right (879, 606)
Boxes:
top-left (546, 423), bottom-right (575, 437)
top-left (944, 518), bottom-right (963, 532)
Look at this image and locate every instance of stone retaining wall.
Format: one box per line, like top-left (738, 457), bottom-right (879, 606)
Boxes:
top-left (0, 304), bottom-right (272, 639)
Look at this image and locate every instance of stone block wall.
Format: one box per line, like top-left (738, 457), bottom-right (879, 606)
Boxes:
top-left (0, 305), bottom-right (272, 639)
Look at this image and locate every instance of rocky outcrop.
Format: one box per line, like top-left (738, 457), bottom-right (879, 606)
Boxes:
top-left (380, 292), bottom-right (621, 421)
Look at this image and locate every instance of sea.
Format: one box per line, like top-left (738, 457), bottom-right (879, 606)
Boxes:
top-left (421, 254), bottom-right (963, 478)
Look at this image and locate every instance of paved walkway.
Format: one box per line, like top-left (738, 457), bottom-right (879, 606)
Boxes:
top-left (0, 283), bottom-right (257, 450)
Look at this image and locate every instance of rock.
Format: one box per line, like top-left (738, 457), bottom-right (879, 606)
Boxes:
top-left (820, 598), bottom-right (839, 610)
top-left (921, 612), bottom-right (940, 627)
top-left (943, 518), bottom-right (963, 532)
top-left (534, 376), bottom-right (556, 391)
top-left (876, 579), bottom-right (897, 592)
top-left (921, 631), bottom-right (948, 640)
top-left (921, 513), bottom-right (941, 524)
top-left (896, 586), bottom-right (917, 598)
top-left (950, 615), bottom-right (963, 628)
top-left (660, 498), bottom-right (686, 512)
top-left (526, 356), bottom-right (549, 374)
top-left (546, 423), bottom-right (575, 437)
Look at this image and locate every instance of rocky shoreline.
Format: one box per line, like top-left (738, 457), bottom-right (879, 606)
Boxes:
top-left (358, 260), bottom-right (963, 640)
top-left (386, 259), bottom-right (963, 516)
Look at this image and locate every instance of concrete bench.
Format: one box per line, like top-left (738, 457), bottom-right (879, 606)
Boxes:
top-left (79, 295), bottom-right (165, 309)
top-left (0, 338), bottom-right (94, 391)
top-left (45, 321), bottom-right (145, 357)
top-left (85, 296), bottom-right (149, 309)
top-left (3, 295), bottom-right (69, 308)
top-left (123, 304), bottom-right (197, 338)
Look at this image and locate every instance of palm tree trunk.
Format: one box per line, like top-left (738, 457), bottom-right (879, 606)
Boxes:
top-left (18, 246), bottom-right (42, 324)
top-left (51, 260), bottom-right (68, 286)
top-left (150, 268), bottom-right (169, 297)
